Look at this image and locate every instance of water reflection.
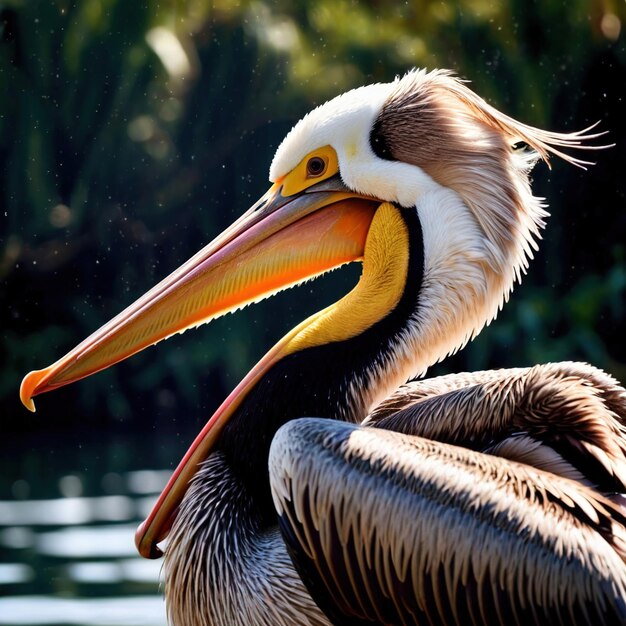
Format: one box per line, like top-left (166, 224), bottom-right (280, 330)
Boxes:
top-left (0, 496), bottom-right (135, 526)
top-left (0, 563), bottom-right (34, 585)
top-left (0, 596), bottom-right (166, 626)
top-left (67, 559), bottom-right (160, 585)
top-left (36, 524), bottom-right (143, 558)
top-left (1, 439), bottom-right (172, 626)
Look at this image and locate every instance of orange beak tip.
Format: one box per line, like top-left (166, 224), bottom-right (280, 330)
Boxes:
top-left (135, 521), bottom-right (163, 559)
top-left (20, 369), bottom-right (47, 412)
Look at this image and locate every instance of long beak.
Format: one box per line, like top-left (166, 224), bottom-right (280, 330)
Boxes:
top-left (20, 176), bottom-right (379, 557)
top-left (21, 176), bottom-right (378, 411)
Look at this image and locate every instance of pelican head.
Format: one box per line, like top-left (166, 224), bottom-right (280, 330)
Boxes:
top-left (20, 69), bottom-right (602, 584)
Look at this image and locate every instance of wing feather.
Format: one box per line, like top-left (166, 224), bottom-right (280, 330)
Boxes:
top-left (366, 362), bottom-right (626, 494)
top-left (270, 418), bottom-right (626, 626)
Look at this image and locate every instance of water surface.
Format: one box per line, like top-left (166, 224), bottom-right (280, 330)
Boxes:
top-left (1, 433), bottom-right (180, 626)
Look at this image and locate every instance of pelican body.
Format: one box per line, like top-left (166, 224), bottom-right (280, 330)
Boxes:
top-left (20, 69), bottom-right (626, 625)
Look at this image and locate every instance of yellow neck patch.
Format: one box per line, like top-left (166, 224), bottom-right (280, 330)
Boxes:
top-left (284, 202), bottom-right (409, 354)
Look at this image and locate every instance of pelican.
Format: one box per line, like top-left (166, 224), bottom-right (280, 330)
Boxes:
top-left (20, 69), bottom-right (626, 625)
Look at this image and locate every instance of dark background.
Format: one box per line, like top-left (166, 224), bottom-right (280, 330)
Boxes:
top-left (2, 0), bottom-right (625, 454)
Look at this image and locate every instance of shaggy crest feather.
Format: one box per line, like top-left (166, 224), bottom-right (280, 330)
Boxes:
top-left (388, 69), bottom-right (609, 167)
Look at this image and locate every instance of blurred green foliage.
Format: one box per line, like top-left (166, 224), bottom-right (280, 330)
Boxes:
top-left (1, 0), bottom-right (625, 437)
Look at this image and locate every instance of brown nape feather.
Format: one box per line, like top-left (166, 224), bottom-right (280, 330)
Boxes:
top-left (382, 69), bottom-right (609, 170)
top-left (377, 69), bottom-right (609, 281)
top-left (366, 362), bottom-right (626, 494)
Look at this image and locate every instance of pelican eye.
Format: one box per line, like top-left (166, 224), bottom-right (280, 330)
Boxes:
top-left (512, 141), bottom-right (530, 152)
top-left (306, 156), bottom-right (327, 178)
